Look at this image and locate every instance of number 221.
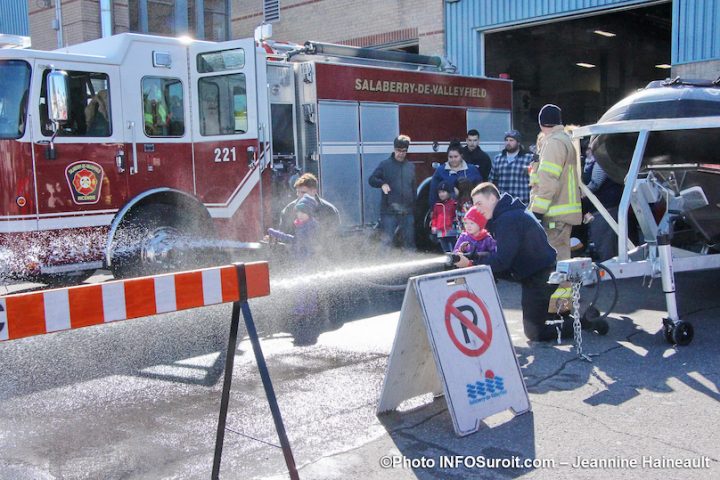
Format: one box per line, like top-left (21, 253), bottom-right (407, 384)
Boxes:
top-left (213, 147), bottom-right (236, 162)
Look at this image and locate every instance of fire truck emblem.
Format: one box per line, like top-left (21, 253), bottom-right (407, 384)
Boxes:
top-left (65, 161), bottom-right (104, 204)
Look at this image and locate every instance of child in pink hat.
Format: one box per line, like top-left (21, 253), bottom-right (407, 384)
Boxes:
top-left (453, 206), bottom-right (497, 261)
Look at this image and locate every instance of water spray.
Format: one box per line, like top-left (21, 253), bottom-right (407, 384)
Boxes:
top-left (272, 256), bottom-right (445, 290)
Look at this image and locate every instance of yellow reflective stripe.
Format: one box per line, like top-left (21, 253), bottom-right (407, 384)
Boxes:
top-left (551, 287), bottom-right (572, 298)
top-left (532, 197), bottom-right (551, 211)
top-left (539, 161), bottom-right (562, 177)
top-left (551, 287), bottom-right (573, 299)
top-left (568, 165), bottom-right (578, 204)
top-left (547, 203), bottom-right (582, 216)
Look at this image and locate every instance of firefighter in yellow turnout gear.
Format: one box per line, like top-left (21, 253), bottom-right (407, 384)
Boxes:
top-left (529, 104), bottom-right (582, 313)
top-left (143, 82), bottom-right (169, 136)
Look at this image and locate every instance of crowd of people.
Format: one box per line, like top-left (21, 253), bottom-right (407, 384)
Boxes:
top-left (267, 103), bottom-right (621, 343)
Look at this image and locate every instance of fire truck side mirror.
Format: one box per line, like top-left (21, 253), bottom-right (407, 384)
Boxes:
top-left (247, 146), bottom-right (256, 167)
top-left (45, 70), bottom-right (69, 160)
top-left (47, 70), bottom-right (69, 125)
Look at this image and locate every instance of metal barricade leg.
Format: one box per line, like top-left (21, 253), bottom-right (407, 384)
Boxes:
top-left (212, 264), bottom-right (299, 480)
top-left (212, 300), bottom-right (243, 480)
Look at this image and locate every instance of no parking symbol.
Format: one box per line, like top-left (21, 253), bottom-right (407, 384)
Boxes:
top-left (444, 290), bottom-right (492, 357)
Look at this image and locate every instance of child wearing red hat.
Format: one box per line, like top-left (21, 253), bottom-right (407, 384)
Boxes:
top-left (453, 206), bottom-right (497, 260)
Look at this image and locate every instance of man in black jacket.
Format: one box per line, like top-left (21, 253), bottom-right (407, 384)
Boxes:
top-left (462, 129), bottom-right (492, 181)
top-left (454, 182), bottom-right (574, 341)
top-left (368, 135), bottom-right (416, 249)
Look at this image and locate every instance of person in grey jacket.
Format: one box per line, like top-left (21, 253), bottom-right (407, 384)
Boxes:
top-left (368, 135), bottom-right (416, 249)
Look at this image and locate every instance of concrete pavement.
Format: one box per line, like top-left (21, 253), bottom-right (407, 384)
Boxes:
top-left (0, 266), bottom-right (718, 479)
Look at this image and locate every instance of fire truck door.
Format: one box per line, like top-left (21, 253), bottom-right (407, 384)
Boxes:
top-left (32, 64), bottom-right (127, 221)
top-left (188, 40), bottom-right (263, 230)
top-left (121, 42), bottom-right (194, 199)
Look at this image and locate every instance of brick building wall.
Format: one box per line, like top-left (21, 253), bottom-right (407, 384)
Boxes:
top-left (232, 0), bottom-right (445, 56)
top-left (27, 0), bottom-right (444, 55)
top-left (27, 1), bottom-right (59, 50)
top-left (28, 0), bottom-right (129, 51)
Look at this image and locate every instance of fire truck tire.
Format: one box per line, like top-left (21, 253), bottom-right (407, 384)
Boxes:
top-left (414, 183), bottom-right (436, 252)
top-left (109, 202), bottom-right (211, 279)
top-left (39, 270), bottom-right (96, 287)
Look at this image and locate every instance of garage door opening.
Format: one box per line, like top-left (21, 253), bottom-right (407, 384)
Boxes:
top-left (484, 2), bottom-right (671, 144)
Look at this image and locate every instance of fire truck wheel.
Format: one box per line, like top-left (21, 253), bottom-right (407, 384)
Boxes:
top-left (414, 184), bottom-right (435, 252)
top-left (110, 203), bottom-right (211, 279)
top-left (39, 270), bottom-right (96, 287)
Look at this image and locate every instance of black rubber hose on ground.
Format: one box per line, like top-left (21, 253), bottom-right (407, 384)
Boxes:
top-left (587, 263), bottom-right (619, 321)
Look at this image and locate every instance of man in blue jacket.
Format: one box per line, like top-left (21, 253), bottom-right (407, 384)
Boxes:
top-left (454, 182), bottom-right (607, 341)
top-left (368, 135), bottom-right (416, 249)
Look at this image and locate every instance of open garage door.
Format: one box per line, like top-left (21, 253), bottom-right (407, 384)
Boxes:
top-left (484, 2), bottom-right (671, 145)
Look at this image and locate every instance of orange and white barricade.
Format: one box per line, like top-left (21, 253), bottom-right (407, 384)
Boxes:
top-left (0, 262), bottom-right (299, 480)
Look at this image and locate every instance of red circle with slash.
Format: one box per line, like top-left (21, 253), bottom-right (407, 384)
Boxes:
top-left (444, 290), bottom-right (493, 357)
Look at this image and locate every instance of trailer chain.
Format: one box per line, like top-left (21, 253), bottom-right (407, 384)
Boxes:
top-left (572, 281), bottom-right (592, 362)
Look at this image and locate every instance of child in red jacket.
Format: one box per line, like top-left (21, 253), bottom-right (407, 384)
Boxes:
top-left (430, 182), bottom-right (458, 252)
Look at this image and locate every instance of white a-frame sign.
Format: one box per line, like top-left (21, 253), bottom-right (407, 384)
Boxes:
top-left (377, 265), bottom-right (530, 436)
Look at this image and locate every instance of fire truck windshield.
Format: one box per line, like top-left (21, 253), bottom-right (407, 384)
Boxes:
top-left (0, 60), bottom-right (31, 139)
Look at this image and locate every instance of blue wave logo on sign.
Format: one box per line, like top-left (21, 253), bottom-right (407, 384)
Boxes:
top-left (467, 370), bottom-right (507, 405)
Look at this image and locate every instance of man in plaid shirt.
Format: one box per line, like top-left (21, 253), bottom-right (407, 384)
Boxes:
top-left (489, 130), bottom-right (534, 205)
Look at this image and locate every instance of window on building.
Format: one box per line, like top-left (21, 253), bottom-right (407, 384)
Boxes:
top-left (142, 77), bottom-right (184, 137)
top-left (40, 70), bottom-right (111, 137)
top-left (198, 74), bottom-right (247, 136)
top-left (190, 0), bottom-right (228, 40)
top-left (129, 0), bottom-right (228, 41)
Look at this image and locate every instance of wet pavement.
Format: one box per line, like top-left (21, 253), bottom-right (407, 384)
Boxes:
top-left (0, 258), bottom-right (719, 479)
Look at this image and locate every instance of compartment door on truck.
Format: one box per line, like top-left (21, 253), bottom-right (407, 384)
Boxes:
top-left (359, 103), bottom-right (399, 227)
top-left (317, 101), bottom-right (362, 226)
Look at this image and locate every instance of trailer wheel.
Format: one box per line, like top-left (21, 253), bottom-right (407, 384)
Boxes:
top-left (582, 306), bottom-right (600, 323)
top-left (592, 318), bottom-right (610, 336)
top-left (670, 321), bottom-right (694, 346)
top-left (110, 203), bottom-right (210, 279)
top-left (662, 321), bottom-right (674, 344)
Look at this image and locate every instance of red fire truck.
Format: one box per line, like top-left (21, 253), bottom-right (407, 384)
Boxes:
top-left (0, 33), bottom-right (512, 282)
